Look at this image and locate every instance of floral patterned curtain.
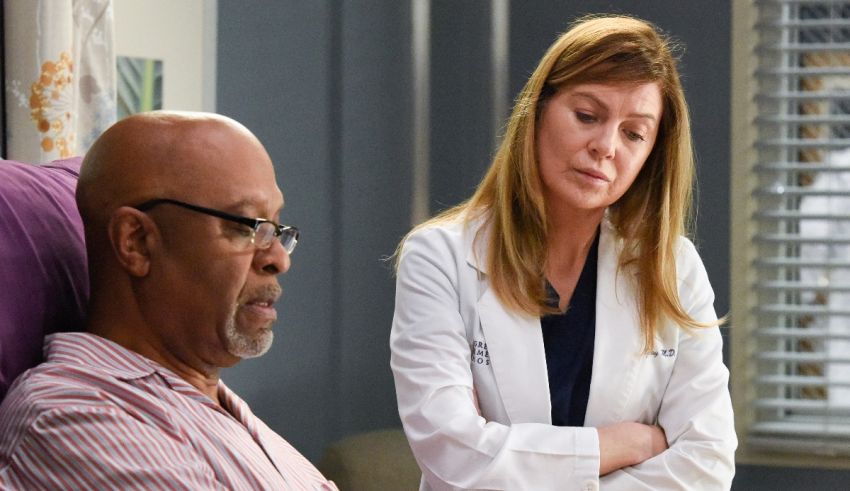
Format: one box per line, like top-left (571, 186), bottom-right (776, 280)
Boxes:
top-left (3, 0), bottom-right (115, 163)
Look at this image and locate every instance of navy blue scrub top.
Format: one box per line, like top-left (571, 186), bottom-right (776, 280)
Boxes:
top-left (541, 231), bottom-right (599, 427)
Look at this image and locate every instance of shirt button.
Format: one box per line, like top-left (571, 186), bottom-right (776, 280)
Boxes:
top-left (582, 479), bottom-right (599, 491)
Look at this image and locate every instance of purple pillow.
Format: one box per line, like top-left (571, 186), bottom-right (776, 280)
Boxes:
top-left (0, 157), bottom-right (88, 399)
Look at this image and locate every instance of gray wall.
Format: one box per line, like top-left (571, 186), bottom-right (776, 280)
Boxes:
top-left (429, 0), bottom-right (497, 211)
top-left (217, 1), bottom-right (339, 461)
top-left (215, 0), bottom-right (850, 487)
top-left (216, 0), bottom-right (412, 461)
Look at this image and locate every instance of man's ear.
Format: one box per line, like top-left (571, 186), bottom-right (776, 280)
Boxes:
top-left (107, 207), bottom-right (157, 277)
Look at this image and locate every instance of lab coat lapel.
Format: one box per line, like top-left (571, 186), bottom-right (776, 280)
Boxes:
top-left (477, 287), bottom-right (552, 424)
top-left (584, 223), bottom-right (644, 427)
top-left (466, 221), bottom-right (551, 425)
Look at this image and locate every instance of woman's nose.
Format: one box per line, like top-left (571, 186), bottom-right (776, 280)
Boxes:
top-left (588, 125), bottom-right (617, 160)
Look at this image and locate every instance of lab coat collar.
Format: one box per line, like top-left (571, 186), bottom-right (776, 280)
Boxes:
top-left (465, 212), bottom-right (617, 275)
top-left (465, 212), bottom-right (491, 274)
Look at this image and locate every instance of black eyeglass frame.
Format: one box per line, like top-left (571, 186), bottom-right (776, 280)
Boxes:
top-left (133, 198), bottom-right (299, 253)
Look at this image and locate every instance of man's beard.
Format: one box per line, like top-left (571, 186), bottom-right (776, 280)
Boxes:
top-left (223, 283), bottom-right (280, 358)
top-left (223, 307), bottom-right (275, 359)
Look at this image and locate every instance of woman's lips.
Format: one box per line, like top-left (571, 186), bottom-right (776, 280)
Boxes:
top-left (575, 168), bottom-right (610, 183)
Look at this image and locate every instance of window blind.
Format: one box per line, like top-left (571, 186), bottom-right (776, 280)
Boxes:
top-left (749, 0), bottom-right (850, 456)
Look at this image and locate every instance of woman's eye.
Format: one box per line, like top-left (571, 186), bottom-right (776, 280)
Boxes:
top-left (575, 112), bottom-right (596, 123)
top-left (625, 130), bottom-right (646, 142)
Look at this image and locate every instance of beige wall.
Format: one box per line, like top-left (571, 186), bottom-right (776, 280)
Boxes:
top-left (113, 0), bottom-right (217, 112)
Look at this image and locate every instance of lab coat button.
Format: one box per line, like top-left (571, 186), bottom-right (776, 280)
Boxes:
top-left (581, 479), bottom-right (598, 491)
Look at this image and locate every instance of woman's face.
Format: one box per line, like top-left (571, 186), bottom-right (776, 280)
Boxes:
top-left (536, 82), bottom-right (663, 218)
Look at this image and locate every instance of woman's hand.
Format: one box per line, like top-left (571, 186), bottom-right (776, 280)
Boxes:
top-left (597, 422), bottom-right (668, 475)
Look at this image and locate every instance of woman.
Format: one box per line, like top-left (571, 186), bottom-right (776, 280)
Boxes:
top-left (390, 15), bottom-right (737, 491)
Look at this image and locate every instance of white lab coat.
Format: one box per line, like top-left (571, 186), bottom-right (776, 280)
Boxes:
top-left (390, 214), bottom-right (737, 491)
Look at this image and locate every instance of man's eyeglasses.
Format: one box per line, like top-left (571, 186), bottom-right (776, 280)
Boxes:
top-left (133, 198), bottom-right (299, 254)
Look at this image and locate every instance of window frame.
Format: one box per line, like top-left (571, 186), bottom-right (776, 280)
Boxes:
top-left (731, 0), bottom-right (850, 469)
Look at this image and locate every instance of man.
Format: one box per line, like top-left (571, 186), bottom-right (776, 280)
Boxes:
top-left (0, 112), bottom-right (337, 490)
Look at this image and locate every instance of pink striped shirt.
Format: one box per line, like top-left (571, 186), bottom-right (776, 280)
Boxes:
top-left (0, 333), bottom-right (337, 490)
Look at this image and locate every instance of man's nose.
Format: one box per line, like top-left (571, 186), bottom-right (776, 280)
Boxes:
top-left (254, 240), bottom-right (290, 275)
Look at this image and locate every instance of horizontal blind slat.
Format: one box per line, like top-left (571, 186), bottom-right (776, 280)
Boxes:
top-left (758, 351), bottom-right (850, 363)
top-left (757, 114), bottom-right (850, 124)
top-left (754, 258), bottom-right (850, 268)
top-left (753, 422), bottom-right (850, 438)
top-left (755, 138), bottom-right (850, 149)
top-left (756, 19), bottom-right (850, 29)
top-left (758, 304), bottom-right (850, 315)
top-left (757, 0), bottom-right (850, 6)
top-left (757, 67), bottom-right (850, 76)
top-left (754, 162), bottom-right (850, 172)
top-left (755, 374), bottom-right (849, 387)
top-left (757, 42), bottom-right (850, 53)
top-left (753, 234), bottom-right (850, 244)
top-left (756, 283), bottom-right (850, 293)
top-left (755, 398), bottom-right (850, 414)
top-left (756, 91), bottom-right (850, 101)
top-left (756, 328), bottom-right (850, 339)
top-left (755, 212), bottom-right (850, 220)
top-left (754, 185), bottom-right (850, 196)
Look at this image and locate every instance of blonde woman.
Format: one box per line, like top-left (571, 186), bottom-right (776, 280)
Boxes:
top-left (390, 15), bottom-right (737, 491)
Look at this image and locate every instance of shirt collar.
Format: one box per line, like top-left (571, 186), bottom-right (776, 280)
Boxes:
top-left (44, 332), bottom-right (237, 412)
top-left (44, 332), bottom-right (160, 380)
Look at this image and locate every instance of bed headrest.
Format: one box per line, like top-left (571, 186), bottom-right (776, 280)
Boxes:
top-left (0, 157), bottom-right (88, 399)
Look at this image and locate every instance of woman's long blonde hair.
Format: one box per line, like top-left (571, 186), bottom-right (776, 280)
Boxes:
top-left (401, 15), bottom-right (713, 351)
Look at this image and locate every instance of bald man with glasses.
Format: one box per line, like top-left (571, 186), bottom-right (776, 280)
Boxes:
top-left (0, 112), bottom-right (336, 490)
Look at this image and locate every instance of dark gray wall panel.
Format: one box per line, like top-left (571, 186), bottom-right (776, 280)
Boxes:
top-left (216, 0), bottom-right (336, 461)
top-left (337, 0), bottom-right (413, 434)
top-left (429, 0), bottom-right (495, 214)
top-left (217, 0), bottom-right (413, 462)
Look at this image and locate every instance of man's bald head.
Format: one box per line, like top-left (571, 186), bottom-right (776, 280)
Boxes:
top-left (77, 111), bottom-right (268, 229)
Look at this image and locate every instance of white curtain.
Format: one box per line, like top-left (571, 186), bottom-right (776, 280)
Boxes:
top-left (3, 0), bottom-right (115, 163)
